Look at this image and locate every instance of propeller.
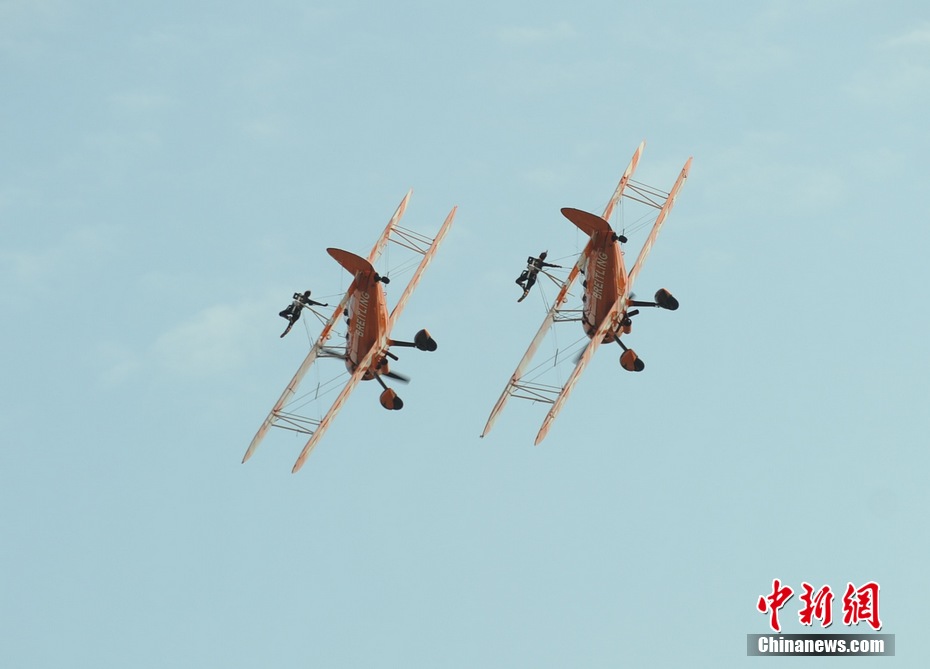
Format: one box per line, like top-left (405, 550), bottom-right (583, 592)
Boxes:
top-left (382, 370), bottom-right (410, 384)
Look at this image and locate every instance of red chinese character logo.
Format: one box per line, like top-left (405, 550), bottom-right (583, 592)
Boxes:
top-left (757, 578), bottom-right (794, 632)
top-left (798, 583), bottom-right (834, 628)
top-left (842, 582), bottom-right (882, 630)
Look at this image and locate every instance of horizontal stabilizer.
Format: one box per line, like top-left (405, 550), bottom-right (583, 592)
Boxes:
top-left (328, 248), bottom-right (375, 276)
top-left (561, 207), bottom-right (611, 237)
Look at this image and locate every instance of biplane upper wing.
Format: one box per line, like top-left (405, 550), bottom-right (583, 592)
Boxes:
top-left (388, 206), bottom-right (457, 332)
top-left (480, 142), bottom-right (645, 438)
top-left (242, 190), bottom-right (412, 464)
top-left (602, 140), bottom-right (644, 222)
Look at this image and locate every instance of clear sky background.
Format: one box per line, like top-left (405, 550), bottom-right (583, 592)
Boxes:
top-left (2, 1), bottom-right (928, 666)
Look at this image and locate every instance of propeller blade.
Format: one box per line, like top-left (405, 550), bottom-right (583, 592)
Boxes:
top-left (383, 370), bottom-right (410, 384)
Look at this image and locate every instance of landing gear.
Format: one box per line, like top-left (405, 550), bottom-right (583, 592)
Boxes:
top-left (615, 337), bottom-right (644, 372)
top-left (372, 329), bottom-right (438, 408)
top-left (612, 287), bottom-right (679, 371)
top-left (378, 384), bottom-right (404, 410)
top-left (390, 329), bottom-right (437, 352)
top-left (630, 288), bottom-right (679, 311)
top-left (414, 328), bottom-right (437, 351)
top-left (373, 372), bottom-right (404, 410)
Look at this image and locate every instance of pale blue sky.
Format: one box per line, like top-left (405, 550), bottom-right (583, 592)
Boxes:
top-left (3, 1), bottom-right (929, 666)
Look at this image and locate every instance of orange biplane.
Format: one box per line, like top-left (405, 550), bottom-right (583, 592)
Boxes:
top-left (244, 190), bottom-right (456, 472)
top-left (482, 141), bottom-right (691, 444)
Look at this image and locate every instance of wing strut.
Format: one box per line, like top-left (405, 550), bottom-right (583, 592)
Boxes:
top-left (626, 158), bottom-right (691, 291)
top-left (388, 206), bottom-right (457, 331)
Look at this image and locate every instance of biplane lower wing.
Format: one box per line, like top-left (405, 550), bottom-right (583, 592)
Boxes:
top-left (290, 347), bottom-right (377, 473)
top-left (480, 142), bottom-right (644, 439)
top-left (534, 295), bottom-right (625, 445)
top-left (480, 261), bottom-right (583, 438)
top-left (242, 293), bottom-right (350, 464)
top-left (242, 190), bottom-right (412, 464)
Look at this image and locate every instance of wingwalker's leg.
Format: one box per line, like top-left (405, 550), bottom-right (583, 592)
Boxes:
top-left (374, 372), bottom-right (404, 410)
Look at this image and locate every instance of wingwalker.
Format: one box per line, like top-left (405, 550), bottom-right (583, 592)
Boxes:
top-left (482, 141), bottom-right (692, 444)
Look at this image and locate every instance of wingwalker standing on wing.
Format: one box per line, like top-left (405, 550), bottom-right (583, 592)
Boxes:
top-left (515, 251), bottom-right (562, 302)
top-left (279, 290), bottom-right (329, 338)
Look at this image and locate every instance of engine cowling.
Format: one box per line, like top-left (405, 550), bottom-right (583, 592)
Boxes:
top-left (620, 349), bottom-right (645, 372)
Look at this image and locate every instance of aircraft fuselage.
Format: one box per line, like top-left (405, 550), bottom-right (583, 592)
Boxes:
top-left (562, 207), bottom-right (630, 342)
top-left (327, 248), bottom-right (392, 380)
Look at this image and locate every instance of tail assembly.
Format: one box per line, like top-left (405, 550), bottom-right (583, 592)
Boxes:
top-left (327, 248), bottom-right (376, 277)
top-left (561, 207), bottom-right (611, 237)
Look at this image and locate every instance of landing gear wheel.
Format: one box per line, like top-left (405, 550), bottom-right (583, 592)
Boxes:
top-left (379, 388), bottom-right (404, 410)
top-left (414, 328), bottom-right (438, 351)
top-left (620, 349), bottom-right (644, 372)
top-left (654, 288), bottom-right (679, 311)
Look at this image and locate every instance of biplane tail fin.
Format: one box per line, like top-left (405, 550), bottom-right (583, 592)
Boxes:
top-left (561, 207), bottom-right (612, 237)
top-left (327, 248), bottom-right (375, 276)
